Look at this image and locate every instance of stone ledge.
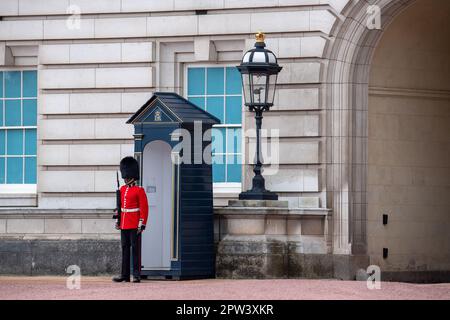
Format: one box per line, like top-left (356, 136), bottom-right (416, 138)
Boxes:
top-left (0, 212), bottom-right (118, 235)
top-left (215, 207), bottom-right (330, 216)
top-left (215, 204), bottom-right (331, 239)
top-left (289, 209), bottom-right (331, 216)
top-left (0, 194), bottom-right (36, 198)
top-left (228, 200), bottom-right (289, 208)
top-left (0, 208), bottom-right (114, 219)
top-left (0, 194), bottom-right (37, 207)
top-left (0, 234), bottom-right (119, 241)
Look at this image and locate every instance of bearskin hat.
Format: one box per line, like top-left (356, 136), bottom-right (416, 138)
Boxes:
top-left (120, 156), bottom-right (140, 180)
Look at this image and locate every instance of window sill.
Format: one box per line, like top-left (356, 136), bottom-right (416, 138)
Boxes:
top-left (0, 185), bottom-right (38, 207)
top-left (213, 183), bottom-right (241, 194)
top-left (0, 184), bottom-right (37, 194)
top-left (0, 193), bottom-right (37, 207)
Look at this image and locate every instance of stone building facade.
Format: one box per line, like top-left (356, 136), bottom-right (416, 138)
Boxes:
top-left (0, 0), bottom-right (448, 281)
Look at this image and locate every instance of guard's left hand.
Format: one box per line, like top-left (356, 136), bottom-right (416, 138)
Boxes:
top-left (138, 219), bottom-right (145, 233)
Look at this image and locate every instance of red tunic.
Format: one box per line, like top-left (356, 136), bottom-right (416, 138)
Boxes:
top-left (119, 184), bottom-right (149, 230)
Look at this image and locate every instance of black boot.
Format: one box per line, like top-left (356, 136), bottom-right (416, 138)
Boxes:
top-left (132, 276), bottom-right (141, 283)
top-left (112, 275), bottom-right (130, 282)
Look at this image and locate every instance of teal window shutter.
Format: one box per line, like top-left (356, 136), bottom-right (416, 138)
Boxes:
top-left (7, 129), bottom-right (23, 155)
top-left (187, 66), bottom-right (243, 183)
top-left (225, 67), bottom-right (241, 95)
top-left (7, 157), bottom-right (23, 184)
top-left (5, 71), bottom-right (21, 98)
top-left (188, 68), bottom-right (206, 95)
top-left (207, 68), bottom-right (224, 95)
top-left (25, 157), bottom-right (37, 184)
top-left (5, 100), bottom-right (21, 126)
top-left (206, 97), bottom-right (224, 122)
top-left (23, 71), bottom-right (37, 98)
top-left (225, 96), bottom-right (242, 124)
top-left (0, 70), bottom-right (38, 185)
top-left (23, 99), bottom-right (37, 126)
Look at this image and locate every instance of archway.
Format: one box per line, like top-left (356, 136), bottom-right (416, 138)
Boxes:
top-left (325, 0), bottom-right (449, 279)
top-left (367, 0), bottom-right (450, 274)
top-left (325, 0), bottom-right (418, 258)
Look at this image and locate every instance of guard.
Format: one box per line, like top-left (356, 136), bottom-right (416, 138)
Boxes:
top-left (113, 156), bottom-right (149, 283)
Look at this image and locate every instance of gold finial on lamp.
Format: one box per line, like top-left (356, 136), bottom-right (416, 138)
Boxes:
top-left (255, 31), bottom-right (265, 43)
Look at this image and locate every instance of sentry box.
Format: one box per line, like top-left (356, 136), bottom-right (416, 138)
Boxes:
top-left (127, 92), bottom-right (220, 280)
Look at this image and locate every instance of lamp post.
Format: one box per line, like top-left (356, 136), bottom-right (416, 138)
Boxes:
top-left (237, 32), bottom-right (282, 201)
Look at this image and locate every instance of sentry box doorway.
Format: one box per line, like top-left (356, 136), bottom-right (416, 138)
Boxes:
top-left (127, 92), bottom-right (220, 280)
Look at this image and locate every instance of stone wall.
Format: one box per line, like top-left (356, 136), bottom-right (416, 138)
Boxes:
top-left (0, 0), bottom-right (347, 212)
top-left (0, 0), bottom-right (345, 254)
top-left (0, 0), bottom-right (449, 281)
top-left (215, 200), bottom-right (340, 279)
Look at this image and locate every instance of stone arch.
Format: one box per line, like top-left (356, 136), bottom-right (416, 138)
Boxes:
top-left (324, 0), bottom-right (418, 256)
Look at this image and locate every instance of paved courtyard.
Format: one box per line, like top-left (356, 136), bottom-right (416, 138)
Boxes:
top-left (0, 276), bottom-right (448, 300)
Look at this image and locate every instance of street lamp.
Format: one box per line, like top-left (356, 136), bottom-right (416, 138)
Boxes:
top-left (237, 31), bottom-right (282, 200)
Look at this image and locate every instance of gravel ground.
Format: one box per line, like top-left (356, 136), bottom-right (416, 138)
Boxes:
top-left (0, 276), bottom-right (449, 300)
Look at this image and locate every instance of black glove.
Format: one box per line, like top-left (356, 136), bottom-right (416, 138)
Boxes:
top-left (138, 220), bottom-right (146, 233)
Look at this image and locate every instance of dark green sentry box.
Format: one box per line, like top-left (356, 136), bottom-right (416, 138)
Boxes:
top-left (127, 92), bottom-right (220, 280)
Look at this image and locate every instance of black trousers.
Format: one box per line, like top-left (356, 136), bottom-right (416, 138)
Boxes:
top-left (120, 229), bottom-right (140, 278)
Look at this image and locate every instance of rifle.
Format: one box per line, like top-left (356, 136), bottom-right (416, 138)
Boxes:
top-left (113, 171), bottom-right (121, 227)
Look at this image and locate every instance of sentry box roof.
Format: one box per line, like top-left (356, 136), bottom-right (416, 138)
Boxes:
top-left (127, 92), bottom-right (221, 125)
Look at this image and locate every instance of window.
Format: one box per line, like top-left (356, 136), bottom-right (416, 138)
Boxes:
top-left (187, 66), bottom-right (242, 184)
top-left (0, 70), bottom-right (37, 187)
